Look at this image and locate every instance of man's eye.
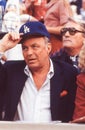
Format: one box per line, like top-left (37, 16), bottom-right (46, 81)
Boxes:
top-left (32, 45), bottom-right (39, 48)
top-left (22, 47), bottom-right (28, 51)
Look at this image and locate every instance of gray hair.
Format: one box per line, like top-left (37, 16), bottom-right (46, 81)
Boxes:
top-left (68, 17), bottom-right (85, 37)
top-left (78, 43), bottom-right (85, 73)
top-left (44, 37), bottom-right (50, 44)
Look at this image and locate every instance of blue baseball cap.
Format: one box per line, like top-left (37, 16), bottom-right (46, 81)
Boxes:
top-left (19, 21), bottom-right (50, 44)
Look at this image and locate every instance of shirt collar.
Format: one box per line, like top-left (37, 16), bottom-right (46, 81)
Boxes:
top-left (47, 58), bottom-right (54, 79)
top-left (24, 59), bottom-right (54, 79)
top-left (70, 55), bottom-right (78, 62)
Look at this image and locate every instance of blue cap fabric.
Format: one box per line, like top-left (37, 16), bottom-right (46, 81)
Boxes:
top-left (19, 21), bottom-right (50, 43)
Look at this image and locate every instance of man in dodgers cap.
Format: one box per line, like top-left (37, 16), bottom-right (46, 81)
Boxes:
top-left (19, 21), bottom-right (50, 42)
top-left (0, 21), bottom-right (77, 122)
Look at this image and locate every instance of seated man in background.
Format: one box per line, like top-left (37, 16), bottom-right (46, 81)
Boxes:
top-left (51, 18), bottom-right (85, 72)
top-left (0, 21), bottom-right (77, 122)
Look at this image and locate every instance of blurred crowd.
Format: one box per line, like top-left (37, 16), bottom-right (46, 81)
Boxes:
top-left (0, 0), bottom-right (85, 33)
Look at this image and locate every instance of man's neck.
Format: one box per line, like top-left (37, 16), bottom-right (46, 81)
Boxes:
top-left (32, 66), bottom-right (50, 90)
top-left (65, 48), bottom-right (79, 57)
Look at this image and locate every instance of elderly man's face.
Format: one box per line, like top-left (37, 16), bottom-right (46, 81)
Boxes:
top-left (22, 37), bottom-right (51, 71)
top-left (62, 22), bottom-right (85, 56)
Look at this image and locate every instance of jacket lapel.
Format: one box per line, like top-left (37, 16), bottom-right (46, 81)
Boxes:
top-left (50, 61), bottom-right (65, 121)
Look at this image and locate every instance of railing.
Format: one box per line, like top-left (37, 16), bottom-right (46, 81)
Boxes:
top-left (0, 121), bottom-right (85, 130)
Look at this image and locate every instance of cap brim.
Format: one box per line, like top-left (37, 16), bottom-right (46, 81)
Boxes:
top-left (19, 34), bottom-right (46, 44)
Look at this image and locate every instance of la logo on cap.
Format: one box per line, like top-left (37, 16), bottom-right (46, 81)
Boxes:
top-left (23, 25), bottom-right (30, 33)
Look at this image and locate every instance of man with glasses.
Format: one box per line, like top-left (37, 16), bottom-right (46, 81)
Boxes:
top-left (51, 18), bottom-right (85, 72)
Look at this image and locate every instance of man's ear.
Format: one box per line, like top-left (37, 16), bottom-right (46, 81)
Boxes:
top-left (47, 42), bottom-right (52, 53)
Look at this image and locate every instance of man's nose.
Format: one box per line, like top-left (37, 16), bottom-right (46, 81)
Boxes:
top-left (27, 48), bottom-right (33, 55)
top-left (63, 31), bottom-right (70, 37)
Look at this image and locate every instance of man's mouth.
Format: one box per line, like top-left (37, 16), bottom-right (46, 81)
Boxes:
top-left (63, 39), bottom-right (72, 42)
top-left (28, 58), bottom-right (36, 63)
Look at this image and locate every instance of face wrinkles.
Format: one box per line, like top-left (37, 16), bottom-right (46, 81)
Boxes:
top-left (22, 37), bottom-right (51, 71)
top-left (62, 23), bottom-right (84, 54)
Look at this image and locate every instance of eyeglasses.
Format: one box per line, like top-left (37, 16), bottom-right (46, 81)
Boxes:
top-left (60, 27), bottom-right (85, 36)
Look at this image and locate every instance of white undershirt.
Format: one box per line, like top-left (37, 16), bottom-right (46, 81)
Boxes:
top-left (14, 59), bottom-right (54, 123)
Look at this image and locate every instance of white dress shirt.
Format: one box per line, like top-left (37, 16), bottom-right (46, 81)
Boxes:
top-left (14, 59), bottom-right (54, 123)
top-left (70, 55), bottom-right (78, 68)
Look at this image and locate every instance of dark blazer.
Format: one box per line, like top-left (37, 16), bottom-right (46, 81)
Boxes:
top-left (0, 60), bottom-right (77, 122)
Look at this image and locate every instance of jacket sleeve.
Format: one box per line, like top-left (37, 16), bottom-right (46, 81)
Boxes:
top-left (0, 62), bottom-right (6, 120)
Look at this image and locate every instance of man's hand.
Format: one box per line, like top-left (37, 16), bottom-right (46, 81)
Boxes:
top-left (0, 32), bottom-right (22, 52)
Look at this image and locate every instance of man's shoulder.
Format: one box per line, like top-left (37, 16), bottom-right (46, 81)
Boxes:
top-left (4, 60), bottom-right (26, 68)
top-left (51, 49), bottom-right (73, 65)
top-left (51, 49), bottom-right (69, 61)
top-left (52, 59), bottom-right (78, 76)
